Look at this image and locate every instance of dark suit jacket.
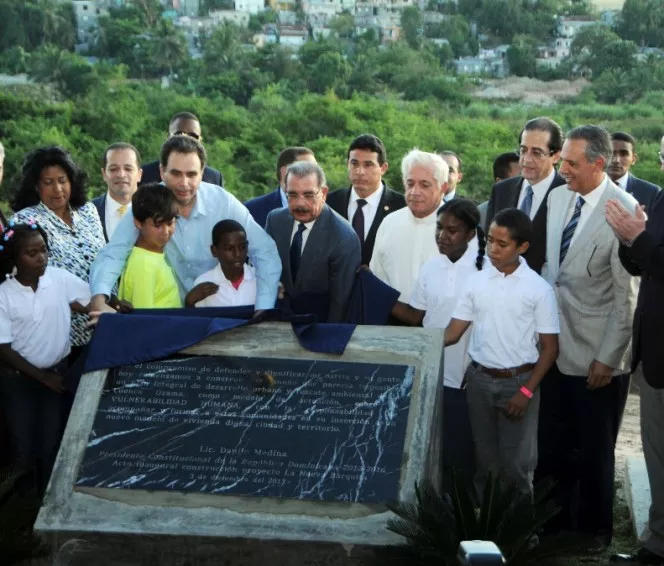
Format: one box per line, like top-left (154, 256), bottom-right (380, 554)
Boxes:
top-left (91, 194), bottom-right (109, 242)
top-left (140, 160), bottom-right (223, 187)
top-left (485, 172), bottom-right (566, 274)
top-left (265, 205), bottom-right (361, 323)
top-left (326, 184), bottom-right (406, 265)
top-left (625, 174), bottom-right (661, 213)
top-left (244, 187), bottom-right (284, 228)
top-left (618, 190), bottom-right (664, 388)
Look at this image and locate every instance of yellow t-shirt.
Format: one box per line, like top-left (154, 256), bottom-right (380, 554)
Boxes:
top-left (119, 247), bottom-right (182, 309)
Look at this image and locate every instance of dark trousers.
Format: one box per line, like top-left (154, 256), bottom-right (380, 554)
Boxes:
top-left (1, 365), bottom-right (67, 496)
top-left (441, 385), bottom-right (475, 495)
top-left (535, 364), bottom-right (629, 542)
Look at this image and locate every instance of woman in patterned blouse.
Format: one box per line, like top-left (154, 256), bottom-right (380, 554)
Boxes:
top-left (10, 146), bottom-right (105, 359)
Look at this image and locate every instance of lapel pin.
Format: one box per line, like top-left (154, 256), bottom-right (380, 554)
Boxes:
top-left (384, 205), bottom-right (390, 211)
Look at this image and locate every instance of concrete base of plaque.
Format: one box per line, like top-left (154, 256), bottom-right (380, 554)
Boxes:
top-left (36, 323), bottom-right (445, 565)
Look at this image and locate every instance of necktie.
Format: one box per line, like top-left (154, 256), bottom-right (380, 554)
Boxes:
top-left (519, 185), bottom-right (534, 217)
top-left (559, 196), bottom-right (585, 265)
top-left (290, 223), bottom-right (306, 281)
top-left (118, 205), bottom-right (128, 218)
top-left (352, 199), bottom-right (367, 244)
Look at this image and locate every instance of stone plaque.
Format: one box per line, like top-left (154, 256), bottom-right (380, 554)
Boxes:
top-left (75, 356), bottom-right (414, 504)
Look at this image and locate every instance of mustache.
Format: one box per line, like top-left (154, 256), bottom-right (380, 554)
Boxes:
top-left (293, 207), bottom-right (311, 213)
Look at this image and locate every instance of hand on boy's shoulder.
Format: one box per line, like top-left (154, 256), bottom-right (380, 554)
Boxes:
top-left (185, 282), bottom-right (219, 307)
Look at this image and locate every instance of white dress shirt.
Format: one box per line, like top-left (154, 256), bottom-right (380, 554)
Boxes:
top-left (279, 187), bottom-right (288, 208)
top-left (370, 206), bottom-right (441, 302)
top-left (410, 247), bottom-right (482, 388)
top-left (614, 173), bottom-right (629, 191)
top-left (564, 175), bottom-right (607, 249)
top-left (517, 168), bottom-right (556, 220)
top-left (347, 185), bottom-right (383, 240)
top-left (453, 257), bottom-right (560, 369)
top-left (290, 218), bottom-right (317, 250)
top-left (193, 263), bottom-right (257, 308)
top-left (0, 267), bottom-right (91, 368)
top-left (105, 193), bottom-right (131, 241)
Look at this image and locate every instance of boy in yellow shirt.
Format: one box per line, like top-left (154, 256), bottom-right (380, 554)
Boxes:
top-left (118, 183), bottom-right (182, 308)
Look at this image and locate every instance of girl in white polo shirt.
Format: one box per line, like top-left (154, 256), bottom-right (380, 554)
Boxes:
top-left (0, 221), bottom-right (91, 495)
top-left (391, 198), bottom-right (486, 492)
top-left (444, 208), bottom-right (560, 497)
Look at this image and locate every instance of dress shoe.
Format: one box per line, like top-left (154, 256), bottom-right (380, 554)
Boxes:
top-left (610, 548), bottom-right (664, 564)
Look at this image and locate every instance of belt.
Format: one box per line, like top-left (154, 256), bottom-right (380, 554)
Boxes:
top-left (471, 361), bottom-right (534, 378)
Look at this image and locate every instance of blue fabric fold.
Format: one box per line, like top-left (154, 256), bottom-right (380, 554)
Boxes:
top-left (71, 271), bottom-right (398, 391)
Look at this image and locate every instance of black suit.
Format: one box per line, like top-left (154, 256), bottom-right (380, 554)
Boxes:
top-left (625, 174), bottom-right (661, 213)
top-left (91, 194), bottom-right (109, 242)
top-left (140, 160), bottom-right (223, 187)
top-left (485, 172), bottom-right (566, 274)
top-left (326, 183), bottom-right (406, 265)
top-left (619, 190), bottom-right (664, 388)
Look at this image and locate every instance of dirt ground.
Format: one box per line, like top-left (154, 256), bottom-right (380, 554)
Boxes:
top-left (472, 77), bottom-right (590, 105)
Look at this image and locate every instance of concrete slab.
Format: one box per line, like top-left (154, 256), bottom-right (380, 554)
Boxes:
top-left (625, 455), bottom-right (652, 542)
top-left (35, 323), bottom-right (445, 565)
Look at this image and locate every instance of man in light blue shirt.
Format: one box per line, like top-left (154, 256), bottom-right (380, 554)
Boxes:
top-left (89, 136), bottom-right (280, 312)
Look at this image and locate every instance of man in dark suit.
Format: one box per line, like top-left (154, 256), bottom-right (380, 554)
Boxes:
top-left (244, 146), bottom-right (316, 228)
top-left (609, 132), bottom-right (661, 213)
top-left (93, 142), bottom-right (142, 242)
top-left (606, 192), bottom-right (664, 565)
top-left (326, 134), bottom-right (405, 265)
top-left (266, 161), bottom-right (361, 323)
top-left (485, 117), bottom-right (566, 274)
top-left (140, 112), bottom-right (223, 187)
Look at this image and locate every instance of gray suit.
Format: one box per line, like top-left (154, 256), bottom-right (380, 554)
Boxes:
top-left (537, 177), bottom-right (639, 539)
top-left (265, 205), bottom-right (361, 323)
top-left (542, 179), bottom-right (639, 376)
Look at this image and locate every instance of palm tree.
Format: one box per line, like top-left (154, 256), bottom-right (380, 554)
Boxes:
top-left (151, 20), bottom-right (188, 79)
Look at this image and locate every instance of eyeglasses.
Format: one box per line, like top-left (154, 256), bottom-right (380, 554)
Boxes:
top-left (286, 190), bottom-right (322, 202)
top-left (517, 147), bottom-right (557, 160)
top-left (170, 130), bottom-right (201, 140)
top-left (658, 151), bottom-right (664, 164)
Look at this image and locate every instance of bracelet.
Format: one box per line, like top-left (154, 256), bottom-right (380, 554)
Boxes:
top-left (519, 386), bottom-right (533, 399)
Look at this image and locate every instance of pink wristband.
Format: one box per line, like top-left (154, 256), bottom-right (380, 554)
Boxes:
top-left (519, 386), bottom-right (533, 399)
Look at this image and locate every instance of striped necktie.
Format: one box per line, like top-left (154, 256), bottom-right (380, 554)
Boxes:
top-left (559, 196), bottom-right (585, 265)
top-left (519, 185), bottom-right (534, 217)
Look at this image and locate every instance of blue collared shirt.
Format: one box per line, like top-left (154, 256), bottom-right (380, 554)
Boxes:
top-left (90, 182), bottom-right (281, 309)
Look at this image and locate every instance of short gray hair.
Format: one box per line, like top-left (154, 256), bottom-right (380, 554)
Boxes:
top-left (284, 160), bottom-right (326, 189)
top-left (566, 125), bottom-right (613, 171)
top-left (401, 149), bottom-right (449, 187)
top-left (0, 141), bottom-right (4, 161)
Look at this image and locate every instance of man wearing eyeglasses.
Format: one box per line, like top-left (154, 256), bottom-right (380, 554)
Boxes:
top-left (608, 132), bottom-right (660, 213)
top-left (265, 161), bottom-right (361, 323)
top-left (484, 117), bottom-right (566, 274)
top-left (140, 112), bottom-right (223, 187)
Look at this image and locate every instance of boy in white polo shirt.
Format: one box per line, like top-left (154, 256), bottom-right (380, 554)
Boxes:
top-left (185, 219), bottom-right (257, 308)
top-left (444, 208), bottom-right (560, 496)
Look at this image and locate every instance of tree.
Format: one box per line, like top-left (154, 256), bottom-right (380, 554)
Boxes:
top-left (618, 0), bottom-right (664, 47)
top-left (151, 19), bottom-right (188, 78)
top-left (507, 34), bottom-right (538, 77)
top-left (570, 24), bottom-right (638, 77)
top-left (401, 6), bottom-right (423, 49)
top-left (329, 11), bottom-right (355, 39)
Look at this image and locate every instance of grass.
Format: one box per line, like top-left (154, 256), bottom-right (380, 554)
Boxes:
top-left (545, 479), bottom-right (636, 565)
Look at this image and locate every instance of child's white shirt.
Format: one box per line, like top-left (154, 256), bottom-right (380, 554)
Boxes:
top-left (453, 256), bottom-right (560, 369)
top-left (193, 263), bottom-right (257, 308)
top-left (0, 266), bottom-right (91, 368)
top-left (410, 247), bottom-right (480, 389)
